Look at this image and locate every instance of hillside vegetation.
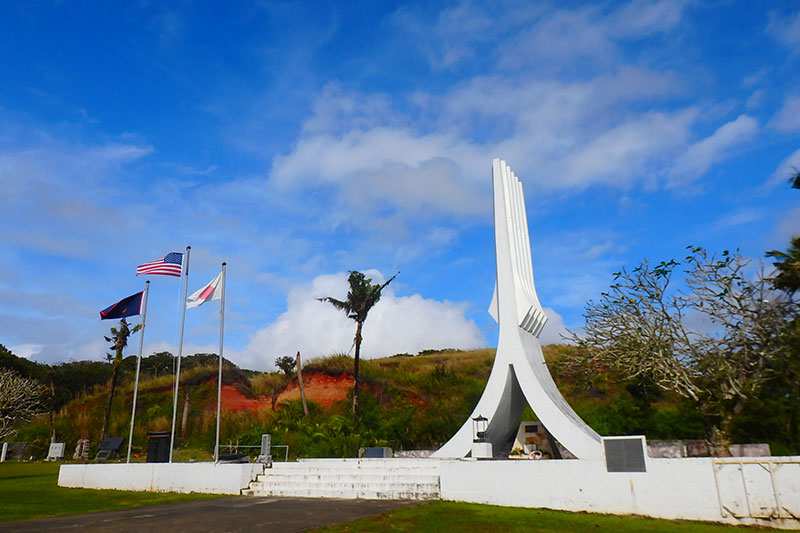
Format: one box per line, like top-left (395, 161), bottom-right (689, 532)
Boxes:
top-left (4, 343), bottom-right (794, 460)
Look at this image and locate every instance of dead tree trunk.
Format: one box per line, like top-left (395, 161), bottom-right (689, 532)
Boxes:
top-left (181, 389), bottom-right (190, 438)
top-left (49, 376), bottom-right (56, 443)
top-left (296, 351), bottom-right (309, 416)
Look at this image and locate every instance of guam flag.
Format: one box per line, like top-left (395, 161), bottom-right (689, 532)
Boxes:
top-left (100, 291), bottom-right (144, 320)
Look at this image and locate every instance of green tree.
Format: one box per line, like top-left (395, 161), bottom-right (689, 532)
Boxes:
top-left (100, 318), bottom-right (141, 441)
top-left (275, 355), bottom-right (297, 377)
top-left (319, 271), bottom-right (397, 419)
top-left (767, 235), bottom-right (800, 297)
top-left (761, 234), bottom-right (800, 452)
top-left (565, 247), bottom-right (797, 453)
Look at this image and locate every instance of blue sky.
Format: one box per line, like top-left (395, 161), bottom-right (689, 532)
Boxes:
top-left (1, 1), bottom-right (798, 370)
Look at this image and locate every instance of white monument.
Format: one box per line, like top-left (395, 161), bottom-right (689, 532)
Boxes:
top-left (433, 159), bottom-right (604, 460)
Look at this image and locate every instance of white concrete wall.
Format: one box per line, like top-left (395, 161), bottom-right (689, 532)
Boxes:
top-left (439, 457), bottom-right (800, 529)
top-left (57, 457), bottom-right (800, 529)
top-left (58, 463), bottom-right (264, 494)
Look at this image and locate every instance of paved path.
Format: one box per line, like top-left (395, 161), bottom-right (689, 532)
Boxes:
top-left (0, 497), bottom-right (422, 532)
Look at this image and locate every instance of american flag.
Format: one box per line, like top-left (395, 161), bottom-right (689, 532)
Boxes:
top-left (137, 252), bottom-right (183, 277)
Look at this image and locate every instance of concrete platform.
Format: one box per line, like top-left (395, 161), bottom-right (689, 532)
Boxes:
top-left (58, 456), bottom-right (800, 529)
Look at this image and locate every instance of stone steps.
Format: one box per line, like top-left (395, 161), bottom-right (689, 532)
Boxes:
top-left (243, 458), bottom-right (442, 500)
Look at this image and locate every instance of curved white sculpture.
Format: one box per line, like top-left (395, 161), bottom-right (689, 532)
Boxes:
top-left (433, 159), bottom-right (603, 460)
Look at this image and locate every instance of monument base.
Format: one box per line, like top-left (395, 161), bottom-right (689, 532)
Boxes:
top-left (471, 442), bottom-right (493, 459)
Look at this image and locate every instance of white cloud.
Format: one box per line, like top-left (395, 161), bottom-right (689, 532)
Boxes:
top-left (538, 307), bottom-right (570, 346)
top-left (271, 116), bottom-right (490, 222)
top-left (767, 10), bottom-right (800, 52)
top-left (0, 138), bottom-right (153, 256)
top-left (241, 271), bottom-right (485, 370)
top-left (770, 95), bottom-right (800, 132)
top-left (746, 89), bottom-right (765, 109)
top-left (767, 148), bottom-right (800, 188)
top-left (561, 110), bottom-right (695, 188)
top-left (8, 344), bottom-right (43, 360)
top-left (394, 1), bottom-right (686, 73)
top-left (498, 0), bottom-right (687, 71)
top-left (710, 209), bottom-right (763, 233)
top-left (271, 67), bottom-right (701, 224)
top-left (390, 1), bottom-right (540, 70)
top-left (777, 207), bottom-right (800, 241)
top-left (611, 0), bottom-right (688, 36)
top-left (670, 115), bottom-right (759, 184)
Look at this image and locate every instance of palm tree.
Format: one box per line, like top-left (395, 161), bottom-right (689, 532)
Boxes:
top-left (100, 318), bottom-right (141, 441)
top-left (319, 271), bottom-right (397, 418)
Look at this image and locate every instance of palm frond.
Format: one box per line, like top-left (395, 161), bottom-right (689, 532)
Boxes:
top-left (318, 296), bottom-right (351, 312)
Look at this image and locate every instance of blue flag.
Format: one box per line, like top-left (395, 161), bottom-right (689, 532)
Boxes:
top-left (100, 291), bottom-right (143, 320)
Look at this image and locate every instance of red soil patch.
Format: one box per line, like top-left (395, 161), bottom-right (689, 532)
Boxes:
top-left (276, 372), bottom-right (354, 409)
top-left (213, 371), bottom-right (422, 414)
top-left (219, 384), bottom-right (272, 413)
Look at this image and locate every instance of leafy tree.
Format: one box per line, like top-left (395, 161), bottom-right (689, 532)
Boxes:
top-left (767, 235), bottom-right (800, 297)
top-left (100, 318), bottom-right (141, 441)
top-left (761, 235), bottom-right (800, 452)
top-left (275, 355), bottom-right (297, 377)
top-left (140, 351), bottom-right (174, 377)
top-left (0, 369), bottom-right (46, 441)
top-left (319, 271), bottom-right (397, 418)
top-left (564, 247), bottom-right (797, 452)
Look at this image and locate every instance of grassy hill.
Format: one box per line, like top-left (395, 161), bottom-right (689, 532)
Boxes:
top-left (5, 344), bottom-right (724, 461)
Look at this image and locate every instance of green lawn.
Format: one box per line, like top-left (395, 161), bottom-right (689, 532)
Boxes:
top-left (0, 462), bottom-right (220, 522)
top-left (316, 501), bottom-right (753, 532)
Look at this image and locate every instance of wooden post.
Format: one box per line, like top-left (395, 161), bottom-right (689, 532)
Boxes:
top-left (296, 351), bottom-right (309, 416)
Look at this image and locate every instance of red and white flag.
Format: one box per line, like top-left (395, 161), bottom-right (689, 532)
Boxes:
top-left (186, 272), bottom-right (223, 309)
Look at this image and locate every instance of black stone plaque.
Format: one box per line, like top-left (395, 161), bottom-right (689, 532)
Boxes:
top-left (604, 437), bottom-right (646, 472)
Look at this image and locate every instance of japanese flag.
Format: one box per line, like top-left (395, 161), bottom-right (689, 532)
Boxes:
top-left (186, 272), bottom-right (223, 309)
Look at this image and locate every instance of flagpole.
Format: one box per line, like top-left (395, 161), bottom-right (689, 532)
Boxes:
top-left (169, 245), bottom-right (190, 463)
top-left (127, 281), bottom-right (149, 464)
top-left (214, 262), bottom-right (227, 462)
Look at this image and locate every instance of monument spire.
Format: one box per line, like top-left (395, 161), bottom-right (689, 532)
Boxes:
top-left (433, 159), bottom-right (603, 459)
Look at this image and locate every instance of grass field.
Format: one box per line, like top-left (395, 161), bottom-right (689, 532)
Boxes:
top-left (316, 501), bottom-right (753, 532)
top-left (0, 462), bottom-right (220, 522)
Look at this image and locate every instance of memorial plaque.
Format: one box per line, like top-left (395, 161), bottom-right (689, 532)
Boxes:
top-left (46, 442), bottom-right (66, 461)
top-left (604, 437), bottom-right (646, 472)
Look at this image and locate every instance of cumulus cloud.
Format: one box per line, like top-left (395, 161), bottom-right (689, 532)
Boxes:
top-left (241, 271), bottom-right (485, 370)
top-left (270, 86), bottom-right (492, 224)
top-left (271, 66), bottom-right (705, 225)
